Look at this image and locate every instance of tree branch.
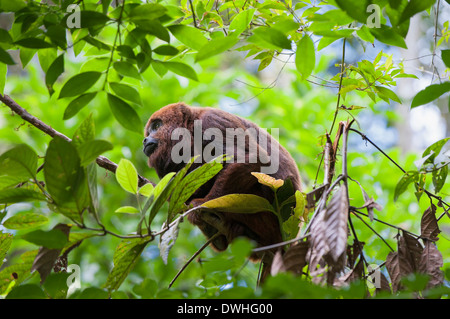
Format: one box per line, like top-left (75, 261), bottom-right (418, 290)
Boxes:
top-left (0, 93), bottom-right (154, 187)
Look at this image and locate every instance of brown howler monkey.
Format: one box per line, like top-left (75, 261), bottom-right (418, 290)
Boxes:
top-left (143, 102), bottom-right (301, 261)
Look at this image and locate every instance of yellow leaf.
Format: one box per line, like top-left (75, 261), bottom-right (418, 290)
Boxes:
top-left (293, 190), bottom-right (305, 218)
top-left (251, 172), bottom-right (284, 190)
top-left (201, 194), bottom-right (275, 214)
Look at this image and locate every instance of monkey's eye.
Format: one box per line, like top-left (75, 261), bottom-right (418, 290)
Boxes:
top-left (151, 120), bottom-right (162, 131)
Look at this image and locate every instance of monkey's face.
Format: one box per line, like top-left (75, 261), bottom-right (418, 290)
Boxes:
top-left (143, 103), bottom-right (193, 177)
top-left (143, 118), bottom-right (162, 157)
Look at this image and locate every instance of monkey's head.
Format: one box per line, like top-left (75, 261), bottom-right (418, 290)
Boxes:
top-left (143, 102), bottom-right (194, 178)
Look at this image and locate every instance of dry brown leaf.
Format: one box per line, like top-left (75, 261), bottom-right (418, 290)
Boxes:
top-left (418, 240), bottom-right (444, 290)
top-left (283, 241), bottom-right (309, 275)
top-left (309, 184), bottom-right (349, 284)
top-left (399, 231), bottom-right (423, 272)
top-left (385, 251), bottom-right (401, 293)
top-left (308, 207), bottom-right (328, 272)
top-left (271, 242), bottom-right (309, 276)
top-left (374, 271), bottom-right (391, 295)
top-left (421, 205), bottom-right (440, 241)
top-left (346, 240), bottom-right (365, 269)
top-left (324, 184), bottom-right (349, 265)
top-left (270, 250), bottom-right (286, 276)
top-left (352, 179), bottom-right (382, 221)
top-left (386, 234), bottom-right (417, 293)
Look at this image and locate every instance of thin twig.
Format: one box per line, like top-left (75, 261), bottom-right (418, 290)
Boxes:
top-left (102, 0), bottom-right (126, 90)
top-left (348, 214), bottom-right (368, 272)
top-left (431, 0), bottom-right (442, 84)
top-left (349, 127), bottom-right (450, 210)
top-left (329, 38), bottom-right (347, 135)
top-left (168, 233), bottom-right (221, 288)
top-left (349, 128), bottom-right (406, 173)
top-left (252, 232), bottom-right (310, 253)
top-left (350, 210), bottom-right (395, 252)
top-left (351, 208), bottom-right (421, 239)
top-left (313, 39), bottom-right (346, 188)
top-left (188, 0), bottom-right (198, 28)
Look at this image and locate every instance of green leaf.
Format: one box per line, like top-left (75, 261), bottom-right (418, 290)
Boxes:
top-left (411, 82), bottom-right (450, 108)
top-left (0, 232), bottom-right (13, 268)
top-left (19, 48), bottom-right (35, 68)
top-left (356, 25), bottom-right (375, 43)
top-left (115, 206), bottom-right (140, 214)
top-left (168, 158), bottom-right (223, 220)
top-left (153, 45), bottom-right (179, 56)
top-left (104, 238), bottom-right (149, 291)
top-left (78, 140), bottom-right (113, 166)
top-left (72, 114), bottom-right (95, 148)
top-left (295, 34), bottom-right (315, 81)
top-left (138, 183), bottom-right (154, 197)
top-left (5, 284), bottom-right (46, 299)
top-left (442, 50), bottom-right (450, 69)
top-left (116, 159), bottom-right (138, 194)
top-left (75, 287), bottom-right (109, 299)
top-left (0, 29), bottom-right (13, 44)
top-left (229, 8), bottom-right (256, 35)
top-left (201, 194), bottom-right (276, 214)
top-left (0, 47), bottom-right (15, 65)
top-left (42, 273), bottom-right (70, 299)
top-left (3, 213), bottom-right (49, 230)
top-left (168, 25), bottom-right (208, 51)
top-left (144, 172), bottom-right (176, 224)
top-left (109, 82), bottom-right (142, 105)
top-left (38, 48), bottom-right (57, 73)
top-left (84, 36), bottom-right (111, 51)
top-left (375, 86), bottom-right (402, 103)
top-left (45, 54), bottom-right (64, 95)
top-left (107, 94), bottom-right (142, 133)
top-left (21, 229), bottom-right (68, 249)
top-left (370, 25), bottom-right (407, 49)
top-left (252, 27), bottom-right (291, 50)
top-left (394, 171), bottom-right (417, 201)
top-left (58, 71), bottom-right (102, 99)
top-left (113, 61), bottom-right (141, 80)
top-left (157, 61), bottom-right (198, 81)
top-left (0, 144), bottom-right (38, 187)
top-left (293, 190), bottom-right (306, 217)
top-left (0, 188), bottom-right (46, 204)
top-left (116, 45), bottom-right (135, 59)
top-left (282, 213), bottom-right (300, 240)
top-left (79, 11), bottom-right (110, 28)
top-left (132, 278), bottom-right (158, 299)
top-left (335, 0), bottom-right (370, 23)
top-left (398, 0), bottom-right (436, 26)
top-left (15, 38), bottom-right (54, 49)
top-left (136, 19), bottom-right (170, 43)
top-left (196, 36), bottom-right (239, 62)
top-left (432, 164), bottom-right (448, 193)
top-left (422, 137), bottom-right (450, 164)
top-left (129, 3), bottom-right (167, 20)
top-left (46, 24), bottom-right (67, 49)
top-left (43, 136), bottom-right (82, 204)
top-left (63, 92), bottom-right (97, 120)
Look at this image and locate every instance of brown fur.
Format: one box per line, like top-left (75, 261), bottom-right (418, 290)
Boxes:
top-left (144, 102), bottom-right (301, 259)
